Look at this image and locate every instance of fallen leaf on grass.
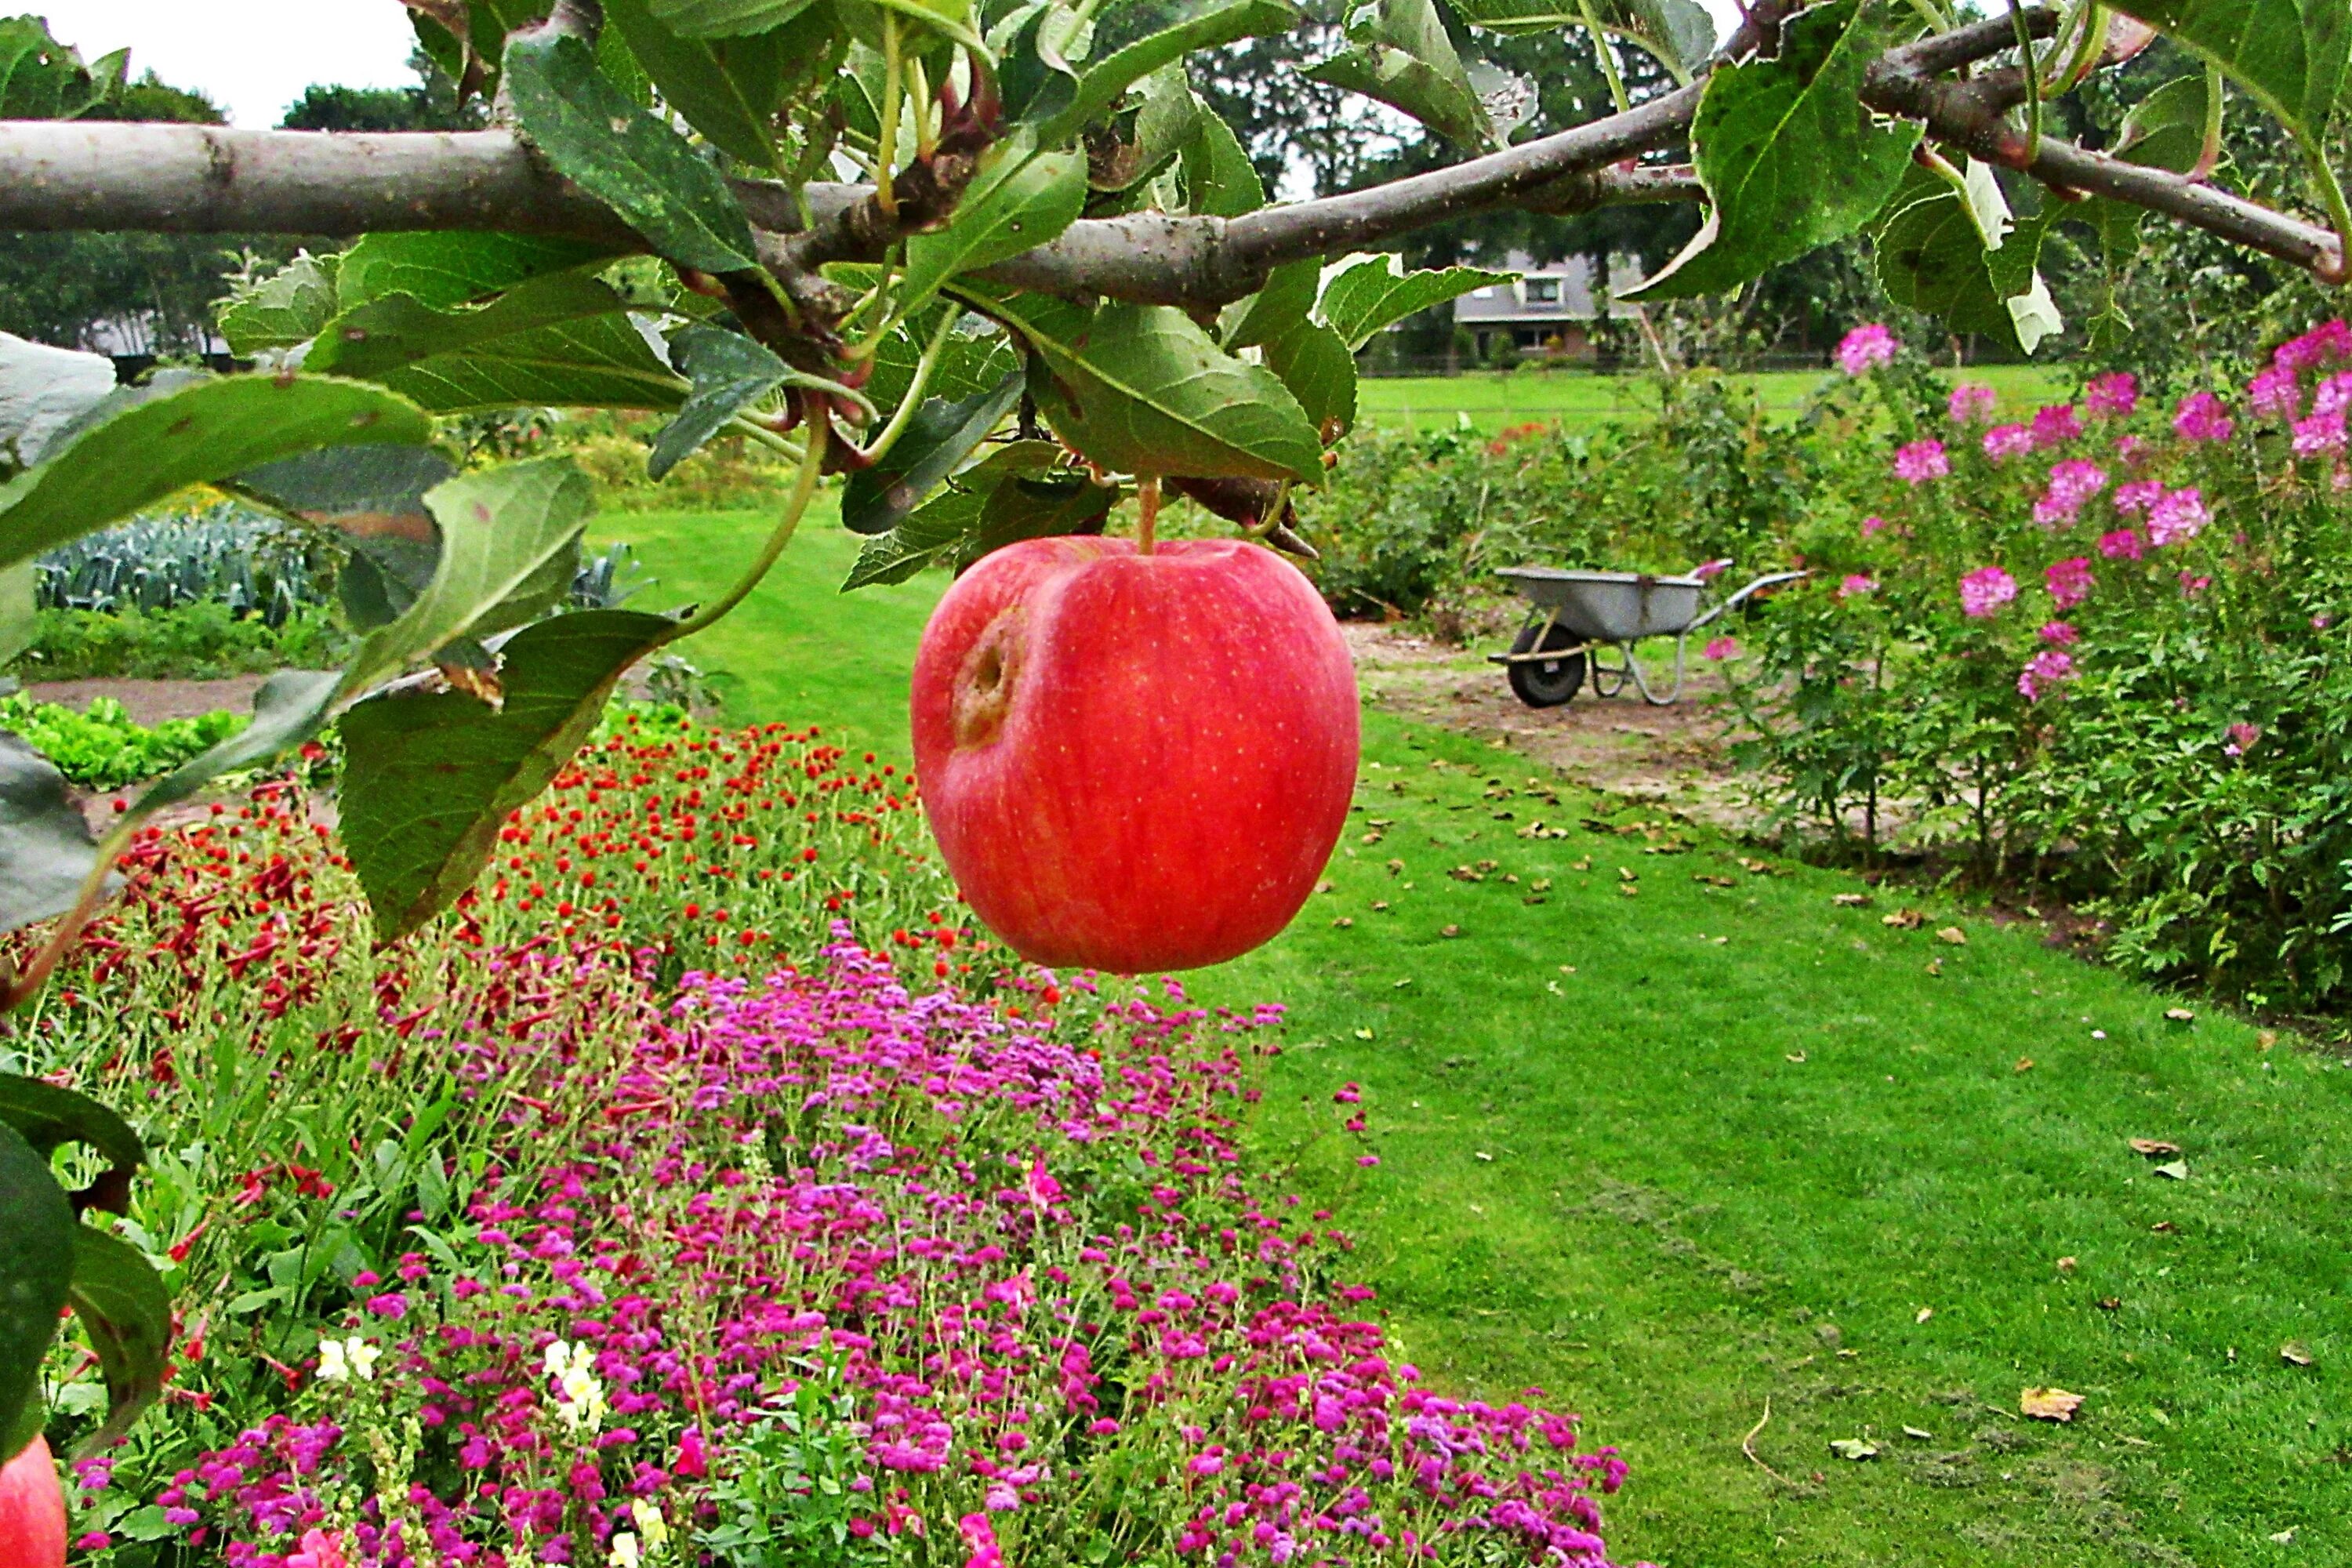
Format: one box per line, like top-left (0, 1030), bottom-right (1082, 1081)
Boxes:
top-left (1738, 856), bottom-right (1773, 874)
top-left (1936, 926), bottom-right (1968, 946)
top-left (1828, 1439), bottom-right (1878, 1461)
top-left (2151, 1221), bottom-right (2177, 1233)
top-left (1558, 964), bottom-right (1577, 975)
top-left (1371, 900), bottom-right (1391, 912)
top-left (1440, 924), bottom-right (1461, 938)
top-left (2097, 1296), bottom-right (2122, 1311)
top-left (2014, 1057), bottom-right (2035, 1073)
top-left (1785, 1051), bottom-right (1807, 1064)
top-left (1385, 858), bottom-right (1406, 875)
top-left (2270, 1530), bottom-right (2296, 1546)
top-left (1617, 866), bottom-right (1638, 881)
top-left (1474, 1151), bottom-right (1494, 1162)
top-left (1926, 959), bottom-right (1944, 977)
top-left (1617, 884), bottom-right (1639, 898)
top-left (2129, 1138), bottom-right (2181, 1156)
top-left (1569, 857), bottom-right (1592, 872)
top-left (1902, 1425), bottom-right (1934, 1440)
top-left (1316, 880), bottom-right (1335, 894)
top-left (2163, 1007), bottom-right (2195, 1022)
top-left (1352, 1027), bottom-right (1374, 1040)
top-left (1882, 908), bottom-right (1924, 928)
top-left (2056, 1256), bottom-right (2078, 1274)
top-left (1359, 831), bottom-right (1385, 844)
top-left (2020, 1388), bottom-right (2085, 1422)
top-left (1916, 1306), bottom-right (1934, 1323)
top-left (1333, 917), bottom-right (1355, 928)
top-left (1693, 873), bottom-right (1735, 887)
top-left (2153, 1160), bottom-right (2189, 1180)
top-left (2257, 1029), bottom-right (2278, 1051)
top-left (1832, 893), bottom-right (1873, 908)
top-left (1392, 977), bottom-right (1414, 989)
top-left (2281, 1341), bottom-right (2314, 1367)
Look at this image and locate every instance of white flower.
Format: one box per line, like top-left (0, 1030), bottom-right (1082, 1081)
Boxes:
top-left (546, 1341), bottom-right (608, 1433)
top-left (316, 1336), bottom-right (377, 1384)
top-left (630, 1500), bottom-right (670, 1555)
top-left (608, 1532), bottom-right (641, 1568)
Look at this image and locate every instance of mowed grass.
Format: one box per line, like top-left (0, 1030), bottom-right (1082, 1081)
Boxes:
top-left (1357, 363), bottom-right (2071, 434)
top-left (604, 506), bottom-right (2352, 1565)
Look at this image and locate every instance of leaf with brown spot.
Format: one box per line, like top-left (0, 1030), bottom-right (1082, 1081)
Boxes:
top-left (1882, 908), bottom-right (1923, 928)
top-left (2129, 1138), bottom-right (2180, 1156)
top-left (2020, 1387), bottom-right (2084, 1422)
top-left (2281, 1341), bottom-right (2314, 1367)
top-left (1832, 892), bottom-right (1871, 907)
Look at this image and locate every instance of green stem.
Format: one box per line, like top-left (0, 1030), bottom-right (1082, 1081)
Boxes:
top-left (2193, 62), bottom-right (2223, 180)
top-left (1902, 0), bottom-right (1953, 30)
top-left (2008, 0), bottom-right (2042, 165)
top-left (670, 414), bottom-right (829, 642)
top-left (2049, 2), bottom-right (2106, 93)
top-left (725, 414), bottom-right (808, 463)
top-left (1577, 0), bottom-right (1631, 116)
top-left (858, 308), bottom-right (961, 468)
top-left (875, 14), bottom-right (903, 216)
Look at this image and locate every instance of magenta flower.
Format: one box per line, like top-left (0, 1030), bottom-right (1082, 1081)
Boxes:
top-left (2225, 721), bottom-right (2261, 757)
top-left (2029, 403), bottom-right (2083, 448)
top-left (2032, 459), bottom-right (2107, 525)
top-left (2039, 619), bottom-right (2079, 644)
top-left (1947, 383), bottom-right (1998, 425)
top-left (2112, 478), bottom-right (2164, 515)
top-left (2180, 571), bottom-right (2213, 595)
top-left (1960, 565), bottom-right (2017, 618)
top-left (2084, 372), bottom-right (2138, 418)
top-left (2018, 648), bottom-right (2075, 701)
top-left (2098, 528), bottom-right (2146, 561)
top-left (2044, 557), bottom-right (2093, 611)
top-left (2114, 434), bottom-right (2148, 466)
top-left (1693, 557), bottom-right (1731, 581)
top-left (1838, 574), bottom-right (1878, 600)
top-left (1982, 423), bottom-right (2033, 461)
top-left (1703, 635), bottom-right (1739, 660)
top-left (1894, 439), bottom-right (1949, 485)
top-left (1835, 323), bottom-right (1899, 376)
top-left (1860, 514), bottom-right (1889, 539)
top-left (2173, 391), bottom-right (2235, 443)
top-left (286, 1529), bottom-right (350, 1568)
top-left (2274, 318), bottom-right (2352, 373)
top-left (2147, 486), bottom-right (2209, 546)
top-left (2250, 364), bottom-right (2301, 419)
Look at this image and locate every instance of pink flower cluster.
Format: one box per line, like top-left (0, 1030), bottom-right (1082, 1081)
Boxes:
top-left (2018, 648), bottom-right (2076, 701)
top-left (2032, 459), bottom-right (2107, 525)
top-left (2030, 403), bottom-right (2083, 449)
top-left (2147, 486), bottom-right (2210, 547)
top-left (2248, 320), bottom-right (2352, 453)
top-left (2044, 557), bottom-right (2093, 611)
top-left (2084, 372), bottom-right (2138, 419)
top-left (2172, 391), bottom-right (2234, 444)
top-left (1947, 383), bottom-right (1997, 425)
top-left (1893, 439), bottom-right (1949, 485)
top-left (1835, 323), bottom-right (1899, 376)
top-left (111, 938), bottom-right (1634, 1568)
top-left (1960, 565), bottom-right (2017, 619)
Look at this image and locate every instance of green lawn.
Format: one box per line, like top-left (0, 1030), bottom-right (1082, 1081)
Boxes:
top-left (1357, 365), bottom-right (2071, 434)
top-left (604, 506), bottom-right (2352, 1566)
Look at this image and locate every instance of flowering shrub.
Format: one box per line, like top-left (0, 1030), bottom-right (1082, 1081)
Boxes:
top-left (1724, 322), bottom-right (2352, 1006)
top-left (18, 713), bottom-right (1638, 1567)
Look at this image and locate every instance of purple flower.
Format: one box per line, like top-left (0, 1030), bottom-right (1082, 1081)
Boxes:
top-left (1960, 565), bottom-right (2017, 618)
top-left (1982, 423), bottom-right (2033, 461)
top-left (2018, 648), bottom-right (2075, 701)
top-left (2173, 390), bottom-right (2235, 443)
top-left (2180, 571), bottom-right (2212, 596)
top-left (2147, 487), bottom-right (2209, 546)
top-left (1860, 514), bottom-right (1889, 538)
top-left (1835, 323), bottom-right (1899, 376)
top-left (2033, 459), bottom-right (2107, 525)
top-left (2084, 372), bottom-right (2138, 418)
top-left (1947, 383), bottom-right (1998, 425)
top-left (1693, 557), bottom-right (1731, 581)
top-left (2039, 619), bottom-right (2079, 644)
top-left (2225, 721), bottom-right (2261, 757)
top-left (1838, 574), bottom-right (1878, 600)
top-left (2029, 403), bottom-right (2083, 448)
top-left (2112, 478), bottom-right (2164, 515)
top-left (2044, 557), bottom-right (2093, 611)
top-left (2250, 363), bottom-right (2301, 419)
top-left (1893, 439), bottom-right (1949, 485)
top-left (2098, 528), bottom-right (2146, 561)
top-left (1703, 636), bottom-right (1739, 660)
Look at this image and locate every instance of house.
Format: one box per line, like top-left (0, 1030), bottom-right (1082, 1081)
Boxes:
top-left (1451, 251), bottom-right (1646, 359)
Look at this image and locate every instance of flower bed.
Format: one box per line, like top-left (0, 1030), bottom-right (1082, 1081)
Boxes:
top-left (24, 712), bottom-right (1635, 1568)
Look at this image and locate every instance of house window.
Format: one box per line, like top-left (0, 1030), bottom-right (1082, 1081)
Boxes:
top-left (1526, 278), bottom-right (1560, 304)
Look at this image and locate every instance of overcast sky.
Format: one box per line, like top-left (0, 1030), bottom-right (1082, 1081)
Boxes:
top-left (42, 0), bottom-right (1751, 128)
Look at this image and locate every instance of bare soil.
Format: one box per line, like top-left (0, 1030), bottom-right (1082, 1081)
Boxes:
top-left (1342, 622), bottom-right (1756, 831)
top-left (24, 675), bottom-right (276, 725)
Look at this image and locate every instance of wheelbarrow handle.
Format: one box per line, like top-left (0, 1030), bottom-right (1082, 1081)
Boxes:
top-left (1688, 569), bottom-right (1809, 631)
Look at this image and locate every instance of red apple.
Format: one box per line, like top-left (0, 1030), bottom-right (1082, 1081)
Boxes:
top-left (912, 536), bottom-right (1358, 973)
top-left (0, 1434), bottom-right (66, 1568)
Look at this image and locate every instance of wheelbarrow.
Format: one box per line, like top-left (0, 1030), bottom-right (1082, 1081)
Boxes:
top-left (1487, 565), bottom-right (1806, 708)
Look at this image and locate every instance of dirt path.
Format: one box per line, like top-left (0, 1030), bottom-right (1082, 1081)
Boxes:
top-left (1343, 622), bottom-right (1757, 832)
top-left (24, 675), bottom-right (275, 725)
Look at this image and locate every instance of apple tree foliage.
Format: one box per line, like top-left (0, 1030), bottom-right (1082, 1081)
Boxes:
top-left (0, 0), bottom-right (2346, 1457)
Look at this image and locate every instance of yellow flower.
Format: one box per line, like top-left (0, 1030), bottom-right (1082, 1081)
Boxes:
top-left (630, 1499), bottom-right (670, 1555)
top-left (608, 1532), bottom-right (641, 1568)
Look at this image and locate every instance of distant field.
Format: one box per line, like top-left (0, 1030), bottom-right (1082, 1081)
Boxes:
top-left (1356, 364), bottom-right (2072, 434)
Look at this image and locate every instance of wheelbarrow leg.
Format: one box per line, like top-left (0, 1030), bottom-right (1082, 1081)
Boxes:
top-left (1621, 635), bottom-right (1686, 705)
top-left (1589, 641), bottom-right (1628, 698)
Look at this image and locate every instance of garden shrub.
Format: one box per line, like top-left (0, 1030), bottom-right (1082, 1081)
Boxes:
top-left (0, 691), bottom-right (246, 788)
top-left (1719, 321), bottom-right (2352, 1008)
top-left (20, 712), bottom-right (1635, 1568)
top-left (16, 601), bottom-right (351, 680)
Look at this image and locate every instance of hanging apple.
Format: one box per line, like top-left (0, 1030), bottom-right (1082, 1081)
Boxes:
top-left (912, 534), bottom-right (1358, 973)
top-left (0, 1435), bottom-right (66, 1568)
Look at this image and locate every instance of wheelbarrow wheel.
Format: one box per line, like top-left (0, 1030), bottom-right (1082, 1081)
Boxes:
top-left (1507, 623), bottom-right (1586, 708)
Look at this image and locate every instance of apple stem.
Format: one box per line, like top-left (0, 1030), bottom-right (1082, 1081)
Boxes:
top-left (1138, 476), bottom-right (1160, 556)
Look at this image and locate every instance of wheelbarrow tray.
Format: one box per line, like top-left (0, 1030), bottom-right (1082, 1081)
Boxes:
top-left (1495, 567), bottom-right (1706, 642)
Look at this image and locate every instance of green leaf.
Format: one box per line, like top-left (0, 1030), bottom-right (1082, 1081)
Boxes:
top-left (307, 274), bottom-right (688, 413)
top-left (843, 444), bottom-right (1109, 589)
top-left (1448, 0), bottom-right (1712, 73)
top-left (840, 368), bottom-right (1025, 533)
top-left (0, 332), bottom-right (122, 469)
top-left (336, 232), bottom-right (617, 312)
top-left (1629, 0), bottom-right (1918, 299)
top-left (1262, 319), bottom-right (1357, 437)
top-left (652, 0), bottom-right (824, 35)
top-left (0, 375), bottom-right (434, 573)
top-left (996, 2), bottom-right (1080, 124)
top-left (1316, 257), bottom-right (1512, 350)
top-left (1876, 178), bottom-right (2061, 356)
top-left (843, 0), bottom-right (987, 52)
top-left (234, 445), bottom-right (457, 635)
top-left (1181, 103), bottom-right (1265, 216)
top-left (902, 140), bottom-right (1089, 309)
top-left (218, 255), bottom-right (340, 355)
top-left (2105, 0), bottom-right (2347, 148)
top-left (0, 1122), bottom-right (71, 1458)
top-left (1305, 0), bottom-right (1497, 149)
top-left (339, 609), bottom-right (679, 940)
top-left (968, 470), bottom-right (1119, 558)
top-left (505, 30), bottom-right (761, 272)
top-left (1223, 258), bottom-right (1321, 349)
top-left (0, 731), bottom-right (102, 934)
top-left (650, 324), bottom-right (788, 479)
top-left (0, 16), bottom-right (124, 119)
top-left (0, 1076), bottom-right (142, 1173)
top-left (0, 561), bottom-right (29, 666)
top-left (604, 0), bottom-right (797, 168)
top-left (1036, 0), bottom-right (1301, 140)
top-left (64, 1225), bottom-right (172, 1454)
top-left (866, 311), bottom-right (1022, 414)
top-left (844, 484), bottom-right (989, 588)
top-left (2073, 74), bottom-right (2220, 267)
top-left (985, 293), bottom-right (1321, 481)
top-left (132, 670), bottom-right (345, 820)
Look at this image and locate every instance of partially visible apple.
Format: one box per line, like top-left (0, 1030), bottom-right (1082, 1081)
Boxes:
top-left (0, 1434), bottom-right (66, 1568)
top-left (912, 536), bottom-right (1358, 973)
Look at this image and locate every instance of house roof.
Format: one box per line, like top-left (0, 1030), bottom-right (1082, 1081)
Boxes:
top-left (1452, 250), bottom-right (1647, 325)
